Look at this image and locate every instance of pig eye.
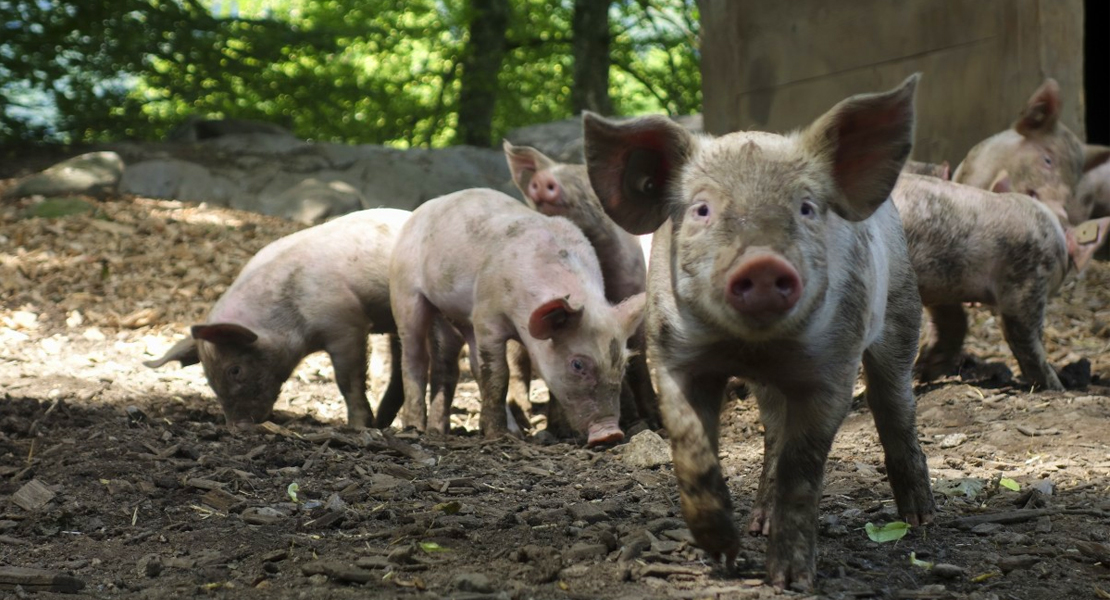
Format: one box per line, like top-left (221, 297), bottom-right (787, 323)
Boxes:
top-left (1043, 155), bottom-right (1053, 167)
top-left (570, 358), bottom-right (585, 374)
top-left (690, 202), bottom-right (710, 219)
top-left (227, 365), bottom-right (243, 379)
top-left (800, 200), bottom-right (817, 218)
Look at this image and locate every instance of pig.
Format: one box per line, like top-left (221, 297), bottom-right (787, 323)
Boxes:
top-left (389, 188), bottom-right (646, 445)
top-left (582, 75), bottom-right (935, 590)
top-left (503, 141), bottom-right (659, 428)
top-left (902, 159), bottom-right (950, 180)
top-left (1076, 145), bottom-right (1110, 222)
top-left (145, 208), bottom-right (413, 429)
top-left (893, 173), bottom-right (1110, 391)
top-left (953, 78), bottom-right (1110, 226)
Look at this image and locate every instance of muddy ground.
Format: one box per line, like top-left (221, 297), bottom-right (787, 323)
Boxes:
top-left (1, 183), bottom-right (1109, 600)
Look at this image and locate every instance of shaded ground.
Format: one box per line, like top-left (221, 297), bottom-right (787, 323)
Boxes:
top-left (1, 187), bottom-right (1109, 600)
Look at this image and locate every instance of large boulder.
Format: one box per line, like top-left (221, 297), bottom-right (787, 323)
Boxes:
top-left (110, 135), bottom-right (516, 221)
top-left (4, 151), bottom-right (124, 199)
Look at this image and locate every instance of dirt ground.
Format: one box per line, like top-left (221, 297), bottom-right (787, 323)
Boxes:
top-left (1, 181), bottom-right (1109, 599)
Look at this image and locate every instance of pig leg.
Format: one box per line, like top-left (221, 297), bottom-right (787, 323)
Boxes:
top-left (395, 294), bottom-right (436, 431)
top-left (761, 377), bottom-right (855, 590)
top-left (326, 328), bottom-right (373, 428)
top-left (626, 325), bottom-right (661, 428)
top-left (748, 382), bottom-right (783, 536)
top-left (1000, 306), bottom-right (1063, 391)
top-left (372, 334), bottom-right (406, 429)
top-left (862, 332), bottom-right (936, 526)
top-left (915, 304), bottom-right (967, 381)
top-left (428, 319), bottom-right (464, 434)
top-left (473, 333), bottom-right (512, 438)
top-left (506, 341), bottom-right (533, 431)
top-left (657, 364), bottom-right (738, 565)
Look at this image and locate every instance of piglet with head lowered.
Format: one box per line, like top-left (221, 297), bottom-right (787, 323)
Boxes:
top-left (503, 141), bottom-right (659, 428)
top-left (145, 209), bottom-right (413, 429)
top-left (582, 75), bottom-right (935, 590)
top-left (895, 173), bottom-right (1110, 390)
top-left (389, 188), bottom-right (645, 445)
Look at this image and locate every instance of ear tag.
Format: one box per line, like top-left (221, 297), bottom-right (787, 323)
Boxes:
top-left (1075, 220), bottom-right (1099, 245)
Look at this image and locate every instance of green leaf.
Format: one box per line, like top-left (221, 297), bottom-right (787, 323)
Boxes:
top-left (865, 521), bottom-right (910, 543)
top-left (934, 477), bottom-right (987, 499)
top-left (909, 551), bottom-right (934, 570)
top-left (434, 501), bottom-right (461, 515)
top-left (286, 482), bottom-right (300, 503)
top-left (24, 197), bottom-right (94, 219)
top-left (419, 541), bottom-right (451, 553)
top-left (999, 478), bottom-right (1020, 491)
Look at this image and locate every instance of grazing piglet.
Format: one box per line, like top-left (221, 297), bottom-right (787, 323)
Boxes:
top-left (953, 79), bottom-right (1110, 226)
top-left (503, 141), bottom-right (659, 427)
top-left (902, 159), bottom-right (950, 180)
top-left (1076, 145), bottom-right (1110, 221)
top-left (582, 75), bottom-right (935, 589)
top-left (894, 173), bottom-right (1110, 390)
top-left (145, 208), bottom-right (411, 429)
top-left (389, 188), bottom-right (645, 445)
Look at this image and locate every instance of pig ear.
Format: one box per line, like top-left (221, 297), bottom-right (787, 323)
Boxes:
top-left (528, 298), bottom-right (584, 341)
top-left (191, 323), bottom-right (259, 346)
top-left (612, 292), bottom-right (646, 340)
top-left (143, 338), bottom-right (199, 368)
top-left (583, 112), bottom-right (695, 235)
top-left (1015, 79), bottom-right (1061, 137)
top-left (803, 73), bottom-right (919, 221)
top-left (503, 140), bottom-right (556, 197)
top-left (939, 161), bottom-right (951, 181)
top-left (990, 171), bottom-right (1013, 194)
top-left (1083, 144), bottom-right (1110, 174)
top-left (1066, 217), bottom-right (1110, 273)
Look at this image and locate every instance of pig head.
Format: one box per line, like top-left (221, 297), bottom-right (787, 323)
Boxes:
top-left (583, 75), bottom-right (934, 589)
top-left (954, 79), bottom-right (1110, 226)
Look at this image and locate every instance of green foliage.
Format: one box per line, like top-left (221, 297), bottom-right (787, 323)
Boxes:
top-left (0, 0), bottom-right (699, 146)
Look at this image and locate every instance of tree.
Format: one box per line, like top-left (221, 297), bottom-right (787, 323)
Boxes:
top-left (571, 0), bottom-right (614, 115)
top-left (455, 0), bottom-right (512, 146)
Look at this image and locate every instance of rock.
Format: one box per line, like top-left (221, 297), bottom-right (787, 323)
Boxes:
top-left (564, 543), bottom-right (609, 562)
top-left (5, 152), bottom-right (123, 199)
top-left (12, 479), bottom-right (55, 511)
top-left (241, 506), bottom-right (287, 526)
top-left (621, 429), bottom-right (671, 469)
top-left (938, 433), bottom-right (968, 449)
top-left (970, 522), bottom-right (1003, 535)
top-left (270, 179), bottom-right (367, 225)
top-left (454, 572), bottom-right (494, 593)
top-left (931, 563), bottom-right (966, 579)
top-left (137, 554), bottom-right (163, 578)
top-left (567, 503), bottom-right (609, 524)
top-left (1058, 358), bottom-right (1091, 389)
top-left (997, 555), bottom-right (1039, 573)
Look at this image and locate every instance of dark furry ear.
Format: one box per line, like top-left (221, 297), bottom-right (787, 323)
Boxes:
top-left (191, 323), bottom-right (258, 346)
top-left (582, 112), bottom-right (694, 235)
top-left (802, 73), bottom-right (919, 222)
top-left (1015, 79), bottom-right (1061, 137)
top-left (144, 338), bottom-right (199, 368)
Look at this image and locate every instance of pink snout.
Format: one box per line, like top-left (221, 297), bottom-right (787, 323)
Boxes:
top-left (528, 171), bottom-right (562, 207)
top-left (726, 254), bottom-right (802, 315)
top-left (586, 416), bottom-right (624, 447)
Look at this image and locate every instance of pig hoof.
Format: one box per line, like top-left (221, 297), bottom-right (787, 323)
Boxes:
top-left (767, 557), bottom-right (814, 592)
top-left (748, 507), bottom-right (771, 536)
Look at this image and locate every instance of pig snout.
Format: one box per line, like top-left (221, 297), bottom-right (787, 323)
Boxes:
top-left (586, 416), bottom-right (624, 447)
top-left (528, 171), bottom-right (563, 207)
top-left (726, 254), bottom-right (802, 315)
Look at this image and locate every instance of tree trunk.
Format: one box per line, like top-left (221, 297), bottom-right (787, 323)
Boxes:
top-left (455, 0), bottom-right (510, 147)
top-left (571, 0), bottom-right (613, 116)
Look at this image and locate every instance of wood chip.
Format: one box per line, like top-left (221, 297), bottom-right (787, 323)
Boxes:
top-left (0, 566), bottom-right (85, 593)
top-left (12, 479), bottom-right (55, 511)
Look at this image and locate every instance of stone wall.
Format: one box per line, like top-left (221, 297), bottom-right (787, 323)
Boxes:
top-left (699, 0), bottom-right (1086, 165)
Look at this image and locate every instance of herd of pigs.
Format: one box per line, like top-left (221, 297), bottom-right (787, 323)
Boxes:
top-left (141, 74), bottom-right (1110, 591)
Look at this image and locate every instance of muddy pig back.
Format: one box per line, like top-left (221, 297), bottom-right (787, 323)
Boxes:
top-left (147, 208), bottom-right (411, 428)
